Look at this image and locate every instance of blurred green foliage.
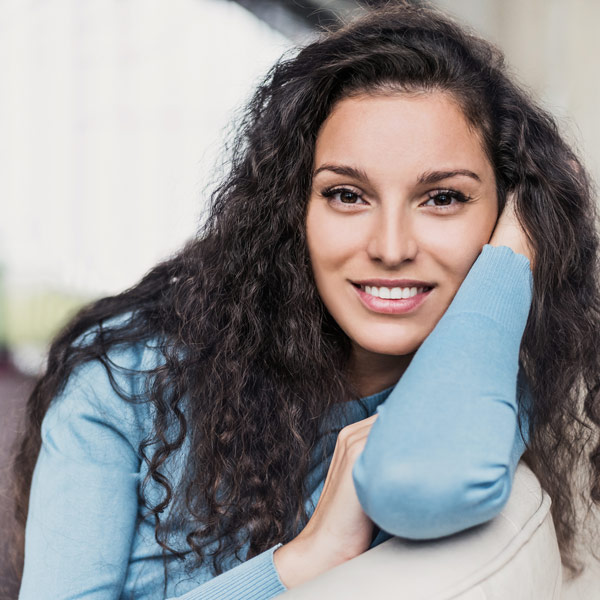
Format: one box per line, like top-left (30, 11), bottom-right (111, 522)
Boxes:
top-left (1, 288), bottom-right (90, 347)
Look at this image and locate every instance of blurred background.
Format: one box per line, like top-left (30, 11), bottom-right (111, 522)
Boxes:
top-left (1, 0), bottom-right (599, 596)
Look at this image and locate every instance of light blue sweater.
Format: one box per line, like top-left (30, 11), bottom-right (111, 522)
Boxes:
top-left (20, 244), bottom-right (533, 599)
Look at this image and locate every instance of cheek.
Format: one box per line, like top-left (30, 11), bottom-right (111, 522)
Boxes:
top-left (417, 208), bottom-right (497, 269)
top-left (306, 203), bottom-right (360, 277)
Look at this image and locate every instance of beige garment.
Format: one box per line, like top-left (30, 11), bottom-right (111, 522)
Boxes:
top-left (280, 462), bottom-right (561, 599)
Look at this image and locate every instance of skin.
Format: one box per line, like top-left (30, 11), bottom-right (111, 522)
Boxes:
top-left (305, 92), bottom-right (499, 397)
top-left (274, 91), bottom-right (534, 589)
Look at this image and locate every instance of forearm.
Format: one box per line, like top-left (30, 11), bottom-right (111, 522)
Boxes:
top-left (169, 544), bottom-right (286, 600)
top-left (353, 244), bottom-right (533, 538)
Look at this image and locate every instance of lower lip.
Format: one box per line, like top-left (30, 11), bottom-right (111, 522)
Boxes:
top-left (353, 285), bottom-right (433, 314)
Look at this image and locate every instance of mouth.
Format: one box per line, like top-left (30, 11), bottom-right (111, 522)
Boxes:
top-left (351, 283), bottom-right (434, 300)
top-left (350, 282), bottom-right (435, 314)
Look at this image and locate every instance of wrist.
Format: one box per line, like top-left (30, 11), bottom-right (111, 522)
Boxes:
top-left (487, 240), bottom-right (531, 262)
top-left (273, 538), bottom-right (312, 589)
top-left (273, 534), bottom-right (346, 589)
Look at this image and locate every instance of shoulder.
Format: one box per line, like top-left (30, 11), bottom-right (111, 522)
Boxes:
top-left (43, 315), bottom-right (167, 462)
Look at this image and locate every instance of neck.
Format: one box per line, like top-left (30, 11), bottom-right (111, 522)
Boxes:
top-left (348, 344), bottom-right (414, 398)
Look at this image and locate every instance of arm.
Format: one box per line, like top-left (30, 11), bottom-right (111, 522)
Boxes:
top-left (20, 351), bottom-right (288, 600)
top-left (352, 244), bottom-right (533, 538)
top-left (167, 546), bottom-right (286, 600)
top-left (19, 359), bottom-right (142, 599)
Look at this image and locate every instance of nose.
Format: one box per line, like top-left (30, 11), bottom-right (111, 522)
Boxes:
top-left (366, 205), bottom-right (418, 267)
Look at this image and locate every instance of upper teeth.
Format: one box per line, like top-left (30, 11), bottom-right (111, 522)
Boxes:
top-left (363, 285), bottom-right (426, 299)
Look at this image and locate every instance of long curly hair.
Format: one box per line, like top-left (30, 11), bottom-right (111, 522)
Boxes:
top-left (11, 1), bottom-right (600, 585)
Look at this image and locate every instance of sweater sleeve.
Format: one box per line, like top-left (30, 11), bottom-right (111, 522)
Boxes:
top-left (167, 545), bottom-right (286, 600)
top-left (352, 244), bottom-right (533, 539)
top-left (19, 359), bottom-right (143, 599)
top-left (19, 349), bottom-right (288, 600)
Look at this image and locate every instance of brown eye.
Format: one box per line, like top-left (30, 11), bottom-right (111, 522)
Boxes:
top-left (423, 190), bottom-right (470, 209)
top-left (340, 190), bottom-right (360, 203)
top-left (433, 193), bottom-right (453, 205)
top-left (322, 187), bottom-right (366, 206)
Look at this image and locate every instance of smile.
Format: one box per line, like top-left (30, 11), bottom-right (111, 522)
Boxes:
top-left (361, 285), bottom-right (430, 299)
top-left (352, 283), bottom-right (434, 314)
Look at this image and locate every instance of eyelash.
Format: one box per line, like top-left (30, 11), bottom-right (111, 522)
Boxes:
top-left (321, 187), bottom-right (366, 205)
top-left (321, 187), bottom-right (472, 210)
top-left (423, 189), bottom-right (472, 209)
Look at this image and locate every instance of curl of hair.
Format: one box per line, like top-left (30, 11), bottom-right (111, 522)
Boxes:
top-left (11, 1), bottom-right (600, 585)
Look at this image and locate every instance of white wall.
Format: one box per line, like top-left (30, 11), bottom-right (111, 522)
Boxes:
top-left (434, 0), bottom-right (600, 184)
top-left (0, 0), bottom-right (292, 297)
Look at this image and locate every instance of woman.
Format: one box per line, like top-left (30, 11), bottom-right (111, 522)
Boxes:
top-left (12, 3), bottom-right (600, 599)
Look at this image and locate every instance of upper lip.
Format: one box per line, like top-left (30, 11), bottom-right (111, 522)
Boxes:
top-left (352, 278), bottom-right (435, 288)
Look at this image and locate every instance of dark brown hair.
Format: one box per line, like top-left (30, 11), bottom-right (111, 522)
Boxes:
top-left (11, 1), bottom-right (600, 587)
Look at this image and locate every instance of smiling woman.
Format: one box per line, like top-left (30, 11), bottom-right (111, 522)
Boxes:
top-left (10, 3), bottom-right (600, 599)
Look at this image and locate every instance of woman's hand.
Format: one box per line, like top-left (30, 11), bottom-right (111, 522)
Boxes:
top-left (488, 192), bottom-right (535, 270)
top-left (273, 414), bottom-right (378, 589)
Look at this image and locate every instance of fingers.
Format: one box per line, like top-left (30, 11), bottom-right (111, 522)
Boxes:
top-left (504, 191), bottom-right (516, 207)
top-left (337, 413), bottom-right (378, 440)
top-left (318, 414), bottom-right (378, 505)
top-left (488, 191), bottom-right (535, 269)
top-left (296, 412), bottom-right (379, 569)
top-left (336, 414), bottom-right (378, 454)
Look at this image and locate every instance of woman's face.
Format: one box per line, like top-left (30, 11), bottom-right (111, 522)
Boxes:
top-left (306, 92), bottom-right (498, 366)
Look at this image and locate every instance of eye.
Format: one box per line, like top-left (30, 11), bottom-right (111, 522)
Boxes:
top-left (422, 189), bottom-right (471, 210)
top-left (321, 186), bottom-right (367, 207)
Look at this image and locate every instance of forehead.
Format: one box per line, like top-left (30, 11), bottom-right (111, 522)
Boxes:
top-left (314, 92), bottom-right (493, 182)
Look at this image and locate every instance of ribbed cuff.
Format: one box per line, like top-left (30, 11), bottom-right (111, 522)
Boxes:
top-left (171, 543), bottom-right (287, 600)
top-left (444, 244), bottom-right (533, 334)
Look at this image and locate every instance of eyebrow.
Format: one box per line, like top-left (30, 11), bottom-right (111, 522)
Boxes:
top-left (312, 164), bottom-right (481, 185)
top-left (313, 164), bottom-right (371, 182)
top-left (417, 169), bottom-right (481, 184)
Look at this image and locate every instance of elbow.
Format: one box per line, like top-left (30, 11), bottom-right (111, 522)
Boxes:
top-left (352, 456), bottom-right (512, 540)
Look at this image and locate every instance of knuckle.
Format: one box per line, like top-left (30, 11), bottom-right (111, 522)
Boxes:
top-left (335, 417), bottom-right (373, 455)
top-left (348, 440), bottom-right (369, 465)
top-left (337, 424), bottom-right (352, 442)
top-left (347, 441), bottom-right (365, 461)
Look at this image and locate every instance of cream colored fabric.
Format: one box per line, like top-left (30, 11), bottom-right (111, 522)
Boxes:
top-left (280, 462), bottom-right (561, 599)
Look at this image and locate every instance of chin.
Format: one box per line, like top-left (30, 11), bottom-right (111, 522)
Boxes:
top-left (353, 333), bottom-right (423, 357)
